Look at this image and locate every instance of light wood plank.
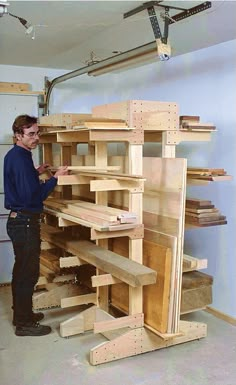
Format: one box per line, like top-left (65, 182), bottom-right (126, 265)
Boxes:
top-left (61, 293), bottom-right (97, 308)
top-left (0, 81), bottom-right (30, 92)
top-left (183, 254), bottom-right (208, 272)
top-left (94, 313), bottom-right (144, 334)
top-left (59, 256), bottom-right (87, 268)
top-left (91, 274), bottom-right (121, 287)
top-left (90, 321), bottom-right (207, 365)
top-left (41, 225), bottom-right (157, 288)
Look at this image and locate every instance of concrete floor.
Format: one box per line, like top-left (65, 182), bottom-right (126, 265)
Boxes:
top-left (0, 285), bottom-right (235, 385)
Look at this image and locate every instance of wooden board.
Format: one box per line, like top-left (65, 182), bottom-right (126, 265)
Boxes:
top-left (185, 215), bottom-right (227, 227)
top-left (110, 237), bottom-right (172, 334)
top-left (143, 240), bottom-right (172, 333)
top-left (182, 271), bottom-right (213, 289)
top-left (181, 122), bottom-right (216, 130)
top-left (185, 208), bottom-right (219, 214)
top-left (90, 321), bottom-right (207, 365)
top-left (39, 113), bottom-right (92, 127)
top-left (187, 167), bottom-right (226, 175)
top-left (132, 111), bottom-right (178, 131)
top-left (33, 283), bottom-right (87, 309)
top-left (181, 271), bottom-right (213, 312)
top-left (40, 250), bottom-right (60, 274)
top-left (40, 224), bottom-right (156, 288)
top-left (0, 82), bottom-right (30, 92)
top-left (180, 116), bottom-right (200, 123)
top-left (73, 118), bottom-right (129, 130)
top-left (92, 100), bottom-right (179, 128)
top-left (181, 271), bottom-right (213, 313)
top-left (181, 288), bottom-right (212, 313)
top-left (185, 211), bottom-right (220, 218)
top-left (186, 198), bottom-right (212, 208)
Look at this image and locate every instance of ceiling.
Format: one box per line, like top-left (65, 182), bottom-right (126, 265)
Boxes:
top-left (1, 1), bottom-right (236, 71)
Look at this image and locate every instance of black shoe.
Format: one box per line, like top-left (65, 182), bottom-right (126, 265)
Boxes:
top-left (15, 322), bottom-right (51, 337)
top-left (13, 312), bottom-right (44, 326)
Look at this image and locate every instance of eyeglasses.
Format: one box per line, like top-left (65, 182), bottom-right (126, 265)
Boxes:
top-left (23, 131), bottom-right (41, 138)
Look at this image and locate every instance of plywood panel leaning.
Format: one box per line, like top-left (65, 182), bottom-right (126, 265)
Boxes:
top-left (111, 237), bottom-right (172, 334)
top-left (143, 157), bottom-right (187, 333)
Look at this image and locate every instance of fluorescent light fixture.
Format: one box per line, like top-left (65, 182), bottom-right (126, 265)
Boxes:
top-left (88, 40), bottom-right (171, 76)
top-left (88, 50), bottom-right (157, 76)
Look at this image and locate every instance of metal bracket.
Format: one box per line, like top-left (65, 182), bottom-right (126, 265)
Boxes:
top-left (168, 2), bottom-right (212, 24)
top-left (147, 5), bottom-right (163, 40)
top-left (124, 1), bottom-right (212, 40)
top-left (42, 76), bottom-right (52, 115)
top-left (147, 5), bottom-right (170, 43)
top-left (44, 77), bottom-right (52, 89)
top-left (37, 94), bottom-right (46, 111)
top-left (162, 7), bottom-right (169, 44)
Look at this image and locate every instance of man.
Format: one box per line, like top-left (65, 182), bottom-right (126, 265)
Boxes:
top-left (4, 114), bottom-right (68, 336)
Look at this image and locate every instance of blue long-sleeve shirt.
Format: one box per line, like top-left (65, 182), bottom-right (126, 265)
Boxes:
top-left (4, 144), bottom-right (57, 213)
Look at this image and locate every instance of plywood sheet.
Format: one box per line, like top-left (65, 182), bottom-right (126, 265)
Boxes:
top-left (143, 157), bottom-right (187, 333)
top-left (111, 237), bottom-right (172, 334)
top-left (143, 240), bottom-right (172, 333)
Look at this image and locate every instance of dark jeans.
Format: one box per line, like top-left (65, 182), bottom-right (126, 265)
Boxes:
top-left (7, 213), bottom-right (41, 325)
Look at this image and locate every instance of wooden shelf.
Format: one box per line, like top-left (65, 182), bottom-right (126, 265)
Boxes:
top-left (35, 112), bottom-right (149, 365)
top-left (187, 175), bottom-right (232, 184)
top-left (39, 127), bottom-right (143, 144)
top-left (144, 129), bottom-right (214, 144)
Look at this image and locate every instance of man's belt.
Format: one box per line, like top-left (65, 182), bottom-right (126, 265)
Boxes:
top-left (10, 210), bottom-right (42, 218)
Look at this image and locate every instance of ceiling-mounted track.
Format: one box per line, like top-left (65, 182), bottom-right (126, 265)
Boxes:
top-left (43, 1), bottom-right (212, 115)
top-left (43, 40), bottom-right (158, 115)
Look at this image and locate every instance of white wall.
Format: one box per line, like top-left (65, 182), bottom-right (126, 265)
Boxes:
top-left (0, 64), bottom-right (67, 109)
top-left (1, 39), bottom-right (235, 317)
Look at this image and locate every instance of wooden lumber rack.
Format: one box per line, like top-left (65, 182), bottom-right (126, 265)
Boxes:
top-left (36, 104), bottom-right (228, 365)
top-left (39, 224), bottom-right (206, 365)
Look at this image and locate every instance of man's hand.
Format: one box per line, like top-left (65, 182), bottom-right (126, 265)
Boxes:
top-left (54, 166), bottom-right (68, 179)
top-left (36, 163), bottom-right (51, 175)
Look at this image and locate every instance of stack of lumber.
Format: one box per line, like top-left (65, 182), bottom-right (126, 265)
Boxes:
top-left (72, 118), bottom-right (129, 130)
top-left (39, 240), bottom-right (78, 284)
top-left (34, 226), bottom-right (89, 309)
top-left (44, 199), bottom-right (138, 230)
top-left (40, 250), bottom-right (60, 278)
top-left (187, 167), bottom-right (232, 182)
top-left (185, 198), bottom-right (227, 226)
top-left (39, 114), bottom-right (130, 132)
top-left (180, 115), bottom-right (216, 131)
top-left (39, 113), bottom-right (92, 130)
top-left (181, 271), bottom-right (213, 314)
